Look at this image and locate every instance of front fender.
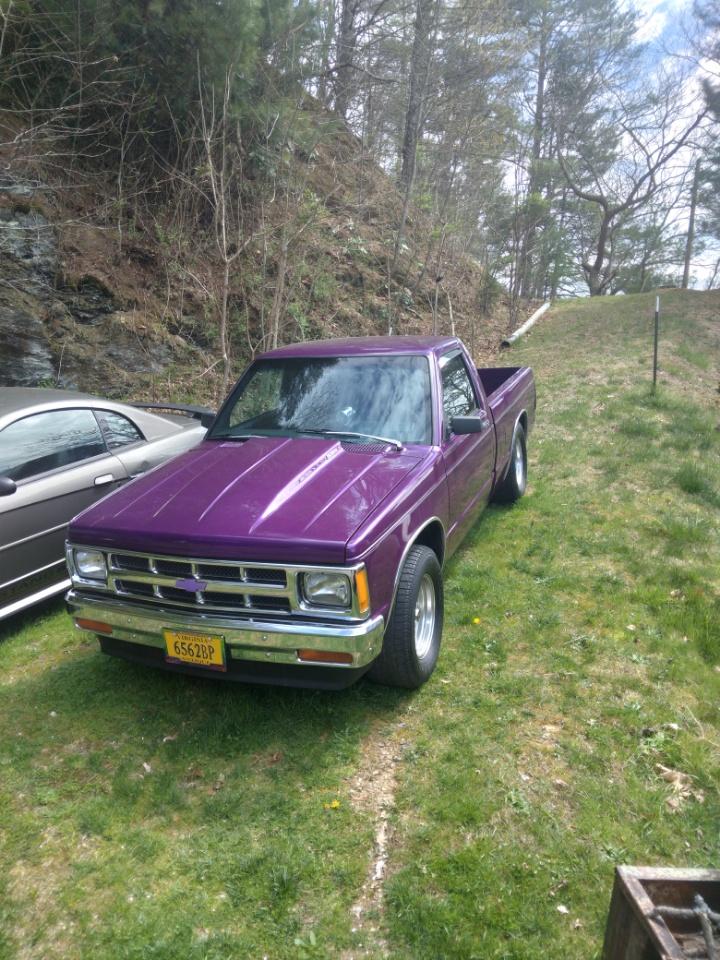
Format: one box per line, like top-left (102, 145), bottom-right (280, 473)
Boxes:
top-left (347, 453), bottom-right (449, 622)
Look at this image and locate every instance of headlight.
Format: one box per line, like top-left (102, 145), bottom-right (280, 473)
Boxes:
top-left (74, 549), bottom-right (107, 580)
top-left (302, 572), bottom-right (351, 608)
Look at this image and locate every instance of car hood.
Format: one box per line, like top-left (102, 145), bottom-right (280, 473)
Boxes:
top-left (70, 437), bottom-right (423, 563)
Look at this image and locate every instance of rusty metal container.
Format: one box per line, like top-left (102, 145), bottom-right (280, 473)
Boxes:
top-left (603, 867), bottom-right (720, 960)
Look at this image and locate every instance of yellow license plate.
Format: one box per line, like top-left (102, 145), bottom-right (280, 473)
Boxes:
top-left (164, 630), bottom-right (226, 671)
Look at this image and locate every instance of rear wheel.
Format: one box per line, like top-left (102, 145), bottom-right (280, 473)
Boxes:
top-left (369, 545), bottom-right (443, 689)
top-left (494, 424), bottom-right (527, 504)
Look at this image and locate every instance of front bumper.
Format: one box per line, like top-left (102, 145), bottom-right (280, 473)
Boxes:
top-left (66, 590), bottom-right (384, 688)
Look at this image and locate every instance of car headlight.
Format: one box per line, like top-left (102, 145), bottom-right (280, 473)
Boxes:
top-left (74, 549), bottom-right (107, 580)
top-left (302, 572), bottom-right (351, 608)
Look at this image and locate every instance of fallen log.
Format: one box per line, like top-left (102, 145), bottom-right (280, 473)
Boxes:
top-left (501, 301), bottom-right (551, 347)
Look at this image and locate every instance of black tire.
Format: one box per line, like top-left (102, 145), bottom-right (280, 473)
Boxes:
top-left (369, 545), bottom-right (443, 689)
top-left (493, 424), bottom-right (527, 504)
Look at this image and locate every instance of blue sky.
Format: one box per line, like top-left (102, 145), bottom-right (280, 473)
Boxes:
top-left (633, 0), bottom-right (691, 44)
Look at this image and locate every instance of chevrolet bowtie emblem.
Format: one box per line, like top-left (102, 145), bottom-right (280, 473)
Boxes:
top-left (175, 578), bottom-right (207, 592)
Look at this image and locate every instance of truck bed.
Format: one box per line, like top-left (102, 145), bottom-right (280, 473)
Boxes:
top-left (477, 366), bottom-right (536, 486)
top-left (477, 366), bottom-right (523, 397)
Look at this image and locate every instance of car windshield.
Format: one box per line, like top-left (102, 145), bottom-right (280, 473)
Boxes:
top-left (210, 355), bottom-right (433, 445)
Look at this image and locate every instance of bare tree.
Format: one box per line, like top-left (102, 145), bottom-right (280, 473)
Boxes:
top-left (557, 79), bottom-right (707, 295)
top-left (198, 63), bottom-right (253, 394)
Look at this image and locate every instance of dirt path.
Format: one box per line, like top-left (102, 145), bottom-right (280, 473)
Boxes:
top-left (341, 723), bottom-right (410, 958)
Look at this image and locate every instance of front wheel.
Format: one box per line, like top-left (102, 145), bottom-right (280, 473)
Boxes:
top-left (369, 545), bottom-right (443, 689)
top-left (493, 424), bottom-right (527, 504)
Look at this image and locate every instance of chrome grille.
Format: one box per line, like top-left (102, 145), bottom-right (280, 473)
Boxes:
top-left (196, 563), bottom-right (242, 581)
top-left (116, 579), bottom-right (154, 598)
top-left (113, 553), bottom-right (149, 572)
top-left (244, 567), bottom-right (287, 586)
top-left (107, 552), bottom-right (294, 616)
top-left (154, 558), bottom-right (193, 579)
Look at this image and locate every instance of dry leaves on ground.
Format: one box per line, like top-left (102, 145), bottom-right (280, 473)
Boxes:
top-left (655, 763), bottom-right (705, 812)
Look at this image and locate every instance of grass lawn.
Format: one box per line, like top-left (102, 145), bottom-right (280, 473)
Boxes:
top-left (1, 289), bottom-right (718, 959)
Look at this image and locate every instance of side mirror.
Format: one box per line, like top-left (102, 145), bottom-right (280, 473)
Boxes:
top-left (451, 414), bottom-right (490, 435)
top-left (0, 476), bottom-right (17, 496)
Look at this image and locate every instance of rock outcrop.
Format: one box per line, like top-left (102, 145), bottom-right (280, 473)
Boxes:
top-left (0, 173), bottom-right (194, 395)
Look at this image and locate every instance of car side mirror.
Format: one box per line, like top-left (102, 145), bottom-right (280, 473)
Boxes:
top-left (451, 414), bottom-right (490, 435)
top-left (0, 476), bottom-right (17, 496)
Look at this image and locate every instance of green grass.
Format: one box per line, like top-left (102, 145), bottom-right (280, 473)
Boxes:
top-left (1, 289), bottom-right (719, 958)
top-left (675, 462), bottom-right (720, 508)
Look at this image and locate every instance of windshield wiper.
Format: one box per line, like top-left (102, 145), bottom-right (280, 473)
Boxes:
top-left (296, 428), bottom-right (403, 451)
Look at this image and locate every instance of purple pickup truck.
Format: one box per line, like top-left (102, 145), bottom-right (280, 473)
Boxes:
top-left (65, 337), bottom-right (535, 689)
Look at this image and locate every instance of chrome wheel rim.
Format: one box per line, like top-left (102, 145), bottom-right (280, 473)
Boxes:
top-left (414, 574), bottom-right (436, 659)
top-left (514, 436), bottom-right (525, 490)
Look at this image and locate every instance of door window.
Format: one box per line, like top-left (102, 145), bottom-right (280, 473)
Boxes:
top-left (0, 409), bottom-right (107, 481)
top-left (95, 409), bottom-right (144, 449)
top-left (440, 353), bottom-right (477, 423)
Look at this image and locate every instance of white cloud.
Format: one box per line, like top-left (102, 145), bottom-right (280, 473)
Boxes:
top-left (635, 10), bottom-right (668, 42)
top-left (634, 0), bottom-right (664, 17)
top-left (698, 56), bottom-right (720, 84)
top-left (629, 0), bottom-right (693, 43)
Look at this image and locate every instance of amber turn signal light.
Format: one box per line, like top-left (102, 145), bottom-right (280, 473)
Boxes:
top-left (354, 568), bottom-right (370, 614)
top-left (297, 649), bottom-right (353, 665)
top-left (75, 618), bottom-right (113, 635)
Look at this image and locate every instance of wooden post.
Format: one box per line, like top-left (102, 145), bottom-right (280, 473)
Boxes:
top-left (602, 866), bottom-right (720, 960)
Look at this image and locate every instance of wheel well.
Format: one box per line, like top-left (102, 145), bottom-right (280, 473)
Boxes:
top-left (413, 520), bottom-right (445, 567)
top-left (518, 411), bottom-right (528, 435)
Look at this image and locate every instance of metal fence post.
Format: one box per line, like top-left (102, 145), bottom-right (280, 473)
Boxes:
top-left (652, 295), bottom-right (660, 392)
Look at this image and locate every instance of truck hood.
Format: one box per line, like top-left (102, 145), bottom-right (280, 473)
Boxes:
top-left (70, 437), bottom-right (423, 564)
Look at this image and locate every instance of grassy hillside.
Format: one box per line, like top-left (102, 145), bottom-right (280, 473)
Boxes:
top-left (0, 289), bottom-right (718, 959)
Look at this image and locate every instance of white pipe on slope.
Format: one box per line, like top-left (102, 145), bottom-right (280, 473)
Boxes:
top-left (501, 301), bottom-right (551, 347)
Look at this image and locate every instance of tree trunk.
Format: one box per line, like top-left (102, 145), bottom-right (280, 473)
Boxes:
top-left (399, 0), bottom-right (435, 192)
top-left (318, 0), bottom-right (335, 105)
top-left (219, 258), bottom-right (230, 395)
top-left (334, 0), bottom-right (357, 119)
top-left (520, 11), bottom-right (548, 300)
top-left (682, 159), bottom-right (700, 289)
top-left (584, 207), bottom-right (613, 295)
top-left (549, 186), bottom-right (568, 297)
top-left (392, 0), bottom-right (437, 275)
top-left (705, 256), bottom-right (720, 290)
top-left (270, 233), bottom-right (289, 349)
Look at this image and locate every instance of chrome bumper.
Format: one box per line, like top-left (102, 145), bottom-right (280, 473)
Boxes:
top-left (66, 590), bottom-right (384, 669)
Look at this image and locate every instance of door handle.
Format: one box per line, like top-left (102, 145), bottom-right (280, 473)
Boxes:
top-left (94, 474), bottom-right (115, 486)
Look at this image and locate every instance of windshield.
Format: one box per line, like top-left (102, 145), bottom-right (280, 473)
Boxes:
top-left (210, 355), bottom-right (433, 445)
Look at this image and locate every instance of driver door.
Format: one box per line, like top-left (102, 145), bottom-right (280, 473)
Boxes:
top-left (0, 408), bottom-right (127, 611)
top-left (440, 351), bottom-right (495, 543)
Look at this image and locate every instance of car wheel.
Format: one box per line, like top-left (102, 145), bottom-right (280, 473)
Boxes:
top-left (493, 424), bottom-right (527, 504)
top-left (369, 545), bottom-right (443, 689)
